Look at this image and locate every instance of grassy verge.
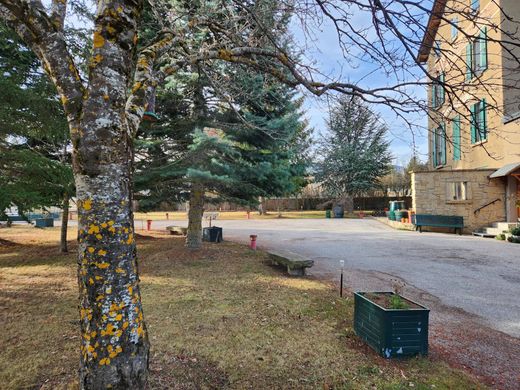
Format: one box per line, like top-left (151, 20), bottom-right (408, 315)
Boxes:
top-left (0, 226), bottom-right (484, 389)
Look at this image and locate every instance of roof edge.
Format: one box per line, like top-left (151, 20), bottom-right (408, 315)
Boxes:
top-left (417, 0), bottom-right (448, 63)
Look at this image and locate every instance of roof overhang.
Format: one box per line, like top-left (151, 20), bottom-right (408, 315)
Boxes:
top-left (417, 0), bottom-right (447, 64)
top-left (489, 162), bottom-right (520, 178)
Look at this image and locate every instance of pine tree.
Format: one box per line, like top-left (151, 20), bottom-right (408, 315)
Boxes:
top-left (0, 23), bottom-right (73, 251)
top-left (316, 96), bottom-right (392, 212)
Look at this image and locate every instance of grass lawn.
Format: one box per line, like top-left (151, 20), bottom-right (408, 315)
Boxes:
top-left (0, 226), bottom-right (484, 389)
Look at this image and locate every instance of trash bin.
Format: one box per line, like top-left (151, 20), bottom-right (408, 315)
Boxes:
top-left (325, 210), bottom-right (331, 218)
top-left (203, 226), bottom-right (223, 242)
top-left (333, 206), bottom-right (344, 218)
top-left (35, 218), bottom-right (54, 228)
top-left (388, 211), bottom-right (396, 221)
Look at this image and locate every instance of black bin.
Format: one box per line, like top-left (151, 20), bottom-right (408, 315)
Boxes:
top-left (203, 226), bottom-right (223, 242)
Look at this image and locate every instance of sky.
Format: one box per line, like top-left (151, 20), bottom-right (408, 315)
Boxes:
top-left (289, 3), bottom-right (432, 166)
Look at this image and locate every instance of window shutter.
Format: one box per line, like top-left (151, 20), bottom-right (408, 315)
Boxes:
top-left (431, 84), bottom-right (436, 108)
top-left (472, 0), bottom-right (480, 12)
top-left (480, 98), bottom-right (487, 140)
top-left (432, 129), bottom-right (437, 167)
top-left (466, 43), bottom-right (473, 81)
top-left (440, 73), bottom-right (445, 104)
top-left (453, 116), bottom-right (461, 161)
top-left (480, 27), bottom-right (488, 70)
top-left (470, 103), bottom-right (477, 143)
top-left (441, 123), bottom-right (447, 165)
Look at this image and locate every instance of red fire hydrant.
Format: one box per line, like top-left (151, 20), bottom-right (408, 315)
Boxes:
top-left (146, 219), bottom-right (152, 231)
top-left (249, 234), bottom-right (257, 250)
top-left (166, 212), bottom-right (169, 220)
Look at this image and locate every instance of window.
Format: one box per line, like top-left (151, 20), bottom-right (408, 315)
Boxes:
top-left (466, 27), bottom-right (488, 80)
top-left (451, 18), bottom-right (459, 41)
top-left (432, 123), bottom-right (446, 167)
top-left (452, 116), bottom-right (461, 161)
top-left (471, 99), bottom-right (487, 143)
top-left (432, 73), bottom-right (445, 109)
top-left (448, 182), bottom-right (468, 201)
top-left (471, 0), bottom-right (480, 13)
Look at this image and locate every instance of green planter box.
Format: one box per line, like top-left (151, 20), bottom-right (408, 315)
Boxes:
top-left (354, 292), bottom-right (429, 358)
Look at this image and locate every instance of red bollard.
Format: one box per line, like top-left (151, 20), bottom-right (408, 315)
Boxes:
top-left (246, 211), bottom-right (250, 219)
top-left (166, 212), bottom-right (169, 220)
top-left (249, 234), bottom-right (257, 250)
top-left (147, 219), bottom-right (152, 231)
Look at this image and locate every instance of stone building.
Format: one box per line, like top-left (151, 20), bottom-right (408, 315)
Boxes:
top-left (414, 0), bottom-right (520, 233)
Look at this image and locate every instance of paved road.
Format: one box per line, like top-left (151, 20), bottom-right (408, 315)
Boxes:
top-left (152, 217), bottom-right (520, 338)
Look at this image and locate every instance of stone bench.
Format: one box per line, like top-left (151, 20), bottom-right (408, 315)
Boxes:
top-left (166, 225), bottom-right (188, 236)
top-left (268, 250), bottom-right (314, 276)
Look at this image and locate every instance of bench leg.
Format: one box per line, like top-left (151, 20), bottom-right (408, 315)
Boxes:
top-left (287, 266), bottom-right (305, 276)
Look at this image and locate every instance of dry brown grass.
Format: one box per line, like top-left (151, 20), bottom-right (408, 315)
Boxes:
top-left (0, 226), bottom-right (485, 389)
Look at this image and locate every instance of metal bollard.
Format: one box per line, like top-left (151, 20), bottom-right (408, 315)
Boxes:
top-left (147, 219), bottom-right (152, 231)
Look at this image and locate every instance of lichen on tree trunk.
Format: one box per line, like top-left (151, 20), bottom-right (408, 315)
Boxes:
top-left (186, 182), bottom-right (204, 249)
top-left (60, 194), bottom-right (69, 253)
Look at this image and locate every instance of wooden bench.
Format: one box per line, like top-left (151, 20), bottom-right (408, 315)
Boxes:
top-left (412, 214), bottom-right (464, 235)
top-left (166, 226), bottom-right (187, 236)
top-left (268, 250), bottom-right (314, 276)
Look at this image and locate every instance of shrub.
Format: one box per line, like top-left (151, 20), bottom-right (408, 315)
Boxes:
top-left (509, 225), bottom-right (520, 236)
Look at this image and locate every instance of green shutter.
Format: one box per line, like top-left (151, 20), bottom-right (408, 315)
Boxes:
top-left (480, 27), bottom-right (488, 70)
top-left (480, 98), bottom-right (487, 140)
top-left (470, 103), bottom-right (477, 143)
top-left (432, 128), bottom-right (437, 167)
top-left (440, 73), bottom-right (445, 104)
top-left (466, 43), bottom-right (473, 81)
top-left (431, 84), bottom-right (436, 108)
top-left (441, 123), bottom-right (447, 165)
top-left (453, 116), bottom-right (461, 161)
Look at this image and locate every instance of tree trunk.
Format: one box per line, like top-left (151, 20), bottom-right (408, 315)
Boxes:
top-left (186, 182), bottom-right (204, 249)
top-left (60, 194), bottom-right (69, 253)
top-left (74, 2), bottom-right (149, 385)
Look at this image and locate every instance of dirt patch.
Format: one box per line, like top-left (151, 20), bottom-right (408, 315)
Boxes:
top-left (361, 292), bottom-right (423, 310)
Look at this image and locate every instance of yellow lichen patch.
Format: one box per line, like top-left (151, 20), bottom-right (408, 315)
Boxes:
top-left (108, 220), bottom-right (114, 226)
top-left (93, 31), bottom-right (105, 49)
top-left (126, 233), bottom-right (134, 244)
top-left (96, 234), bottom-right (103, 240)
top-left (83, 199), bottom-right (92, 210)
top-left (101, 323), bottom-right (116, 337)
top-left (218, 49), bottom-right (233, 61)
top-left (60, 95), bottom-right (69, 105)
top-left (97, 262), bottom-right (109, 269)
top-left (98, 249), bottom-right (107, 256)
top-left (91, 331), bottom-right (97, 338)
top-left (128, 286), bottom-right (133, 295)
top-left (99, 357), bottom-right (110, 366)
top-left (89, 278), bottom-right (94, 285)
top-left (106, 25), bottom-right (117, 36)
top-left (88, 247), bottom-right (95, 253)
top-left (103, 94), bottom-right (110, 101)
top-left (95, 275), bottom-right (103, 281)
top-left (133, 33), bottom-right (138, 45)
top-left (106, 286), bottom-right (112, 294)
top-left (101, 222), bottom-right (108, 228)
top-left (115, 329), bottom-right (123, 338)
top-left (96, 294), bottom-right (105, 302)
top-left (115, 267), bottom-right (126, 274)
top-left (88, 224), bottom-right (100, 234)
top-left (115, 314), bottom-right (123, 321)
top-left (131, 82), bottom-right (142, 94)
top-left (122, 321), bottom-right (129, 329)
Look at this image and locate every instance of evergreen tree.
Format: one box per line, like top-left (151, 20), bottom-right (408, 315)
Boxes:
top-left (0, 23), bottom-right (73, 251)
top-left (316, 96), bottom-right (392, 212)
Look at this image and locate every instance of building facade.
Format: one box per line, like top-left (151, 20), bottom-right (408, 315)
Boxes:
top-left (414, 0), bottom-right (520, 232)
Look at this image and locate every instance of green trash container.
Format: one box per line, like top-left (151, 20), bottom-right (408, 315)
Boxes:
top-left (325, 210), bottom-right (331, 218)
top-left (35, 218), bottom-right (54, 228)
top-left (388, 211), bottom-right (396, 221)
top-left (394, 210), bottom-right (404, 221)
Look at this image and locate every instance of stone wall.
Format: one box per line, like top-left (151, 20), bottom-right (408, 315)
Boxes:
top-left (411, 169), bottom-right (506, 233)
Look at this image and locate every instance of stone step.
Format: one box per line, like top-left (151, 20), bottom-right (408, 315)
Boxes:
top-left (483, 227), bottom-right (505, 235)
top-left (472, 231), bottom-right (496, 238)
top-left (491, 222), bottom-right (518, 231)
